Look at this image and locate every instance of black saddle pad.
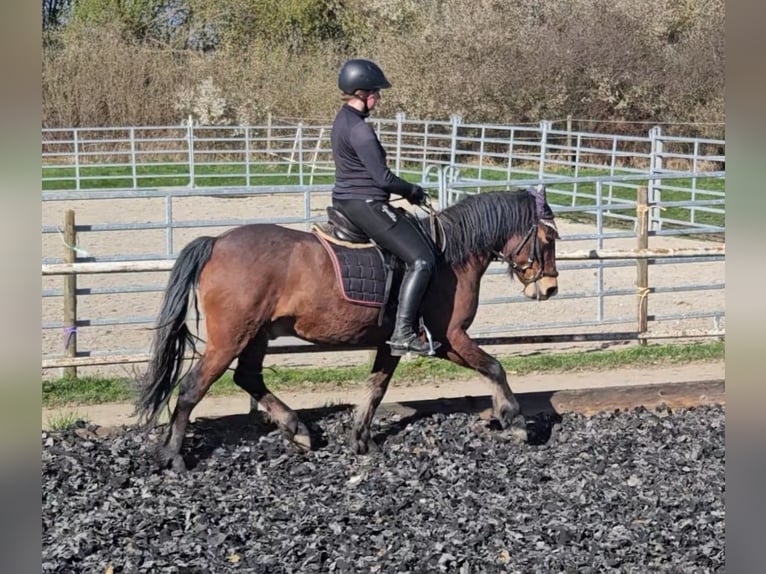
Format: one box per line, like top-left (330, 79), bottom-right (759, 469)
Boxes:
top-left (315, 233), bottom-right (387, 307)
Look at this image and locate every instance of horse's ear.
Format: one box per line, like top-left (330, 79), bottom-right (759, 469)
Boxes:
top-left (527, 186), bottom-right (548, 217)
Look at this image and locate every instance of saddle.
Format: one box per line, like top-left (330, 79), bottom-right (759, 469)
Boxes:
top-left (324, 205), bottom-right (445, 251)
top-left (324, 206), bottom-right (370, 244)
top-left (313, 206), bottom-right (440, 325)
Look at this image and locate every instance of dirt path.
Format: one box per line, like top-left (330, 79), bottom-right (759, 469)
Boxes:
top-left (42, 360), bottom-right (724, 429)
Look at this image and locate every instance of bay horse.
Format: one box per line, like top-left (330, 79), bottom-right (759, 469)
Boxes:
top-left (136, 188), bottom-right (559, 471)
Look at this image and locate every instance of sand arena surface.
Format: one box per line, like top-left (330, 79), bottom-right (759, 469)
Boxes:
top-left (42, 191), bottom-right (724, 379)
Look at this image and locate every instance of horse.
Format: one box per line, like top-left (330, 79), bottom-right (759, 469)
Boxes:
top-left (136, 187), bottom-right (560, 471)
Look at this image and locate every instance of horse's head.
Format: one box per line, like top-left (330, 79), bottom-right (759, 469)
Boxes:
top-left (501, 187), bottom-right (559, 300)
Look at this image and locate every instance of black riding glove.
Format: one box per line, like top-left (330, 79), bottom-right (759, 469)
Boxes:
top-left (408, 184), bottom-right (426, 206)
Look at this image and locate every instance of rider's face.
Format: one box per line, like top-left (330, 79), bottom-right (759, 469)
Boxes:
top-left (365, 90), bottom-right (380, 109)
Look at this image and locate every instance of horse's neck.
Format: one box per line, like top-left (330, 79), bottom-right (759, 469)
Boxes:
top-left (441, 252), bottom-right (492, 284)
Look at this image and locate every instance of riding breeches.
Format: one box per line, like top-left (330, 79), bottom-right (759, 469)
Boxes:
top-left (332, 198), bottom-right (435, 269)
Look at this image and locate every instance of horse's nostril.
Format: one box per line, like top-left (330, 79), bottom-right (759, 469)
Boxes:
top-left (546, 285), bottom-right (558, 298)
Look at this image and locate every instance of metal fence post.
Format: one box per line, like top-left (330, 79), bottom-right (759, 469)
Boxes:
top-left (245, 126), bottom-right (252, 187)
top-left (165, 195), bottom-right (174, 257)
top-left (648, 126), bottom-right (663, 230)
top-left (538, 120), bottom-right (552, 180)
top-left (595, 181), bottom-right (605, 322)
top-left (130, 127), bottom-right (138, 188)
top-left (73, 129), bottom-right (81, 191)
top-left (187, 116), bottom-right (195, 187)
top-left (63, 209), bottom-right (78, 378)
top-left (298, 122), bottom-right (304, 185)
top-left (636, 186), bottom-right (649, 345)
top-left (395, 111), bottom-right (405, 174)
top-left (437, 165), bottom-right (446, 210)
top-left (449, 114), bottom-right (462, 167)
top-left (506, 127), bottom-right (515, 182)
top-left (572, 132), bottom-right (582, 206)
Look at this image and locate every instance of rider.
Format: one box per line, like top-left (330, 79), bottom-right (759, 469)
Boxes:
top-left (330, 58), bottom-right (439, 357)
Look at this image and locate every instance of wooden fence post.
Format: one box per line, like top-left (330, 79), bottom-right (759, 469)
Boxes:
top-left (63, 209), bottom-right (78, 377)
top-left (636, 187), bottom-right (649, 346)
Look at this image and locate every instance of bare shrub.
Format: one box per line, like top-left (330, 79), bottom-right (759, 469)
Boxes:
top-left (42, 24), bottom-right (190, 127)
top-left (42, 0), bottom-right (724, 136)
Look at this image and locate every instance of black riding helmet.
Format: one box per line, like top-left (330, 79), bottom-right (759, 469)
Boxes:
top-left (338, 59), bottom-right (392, 94)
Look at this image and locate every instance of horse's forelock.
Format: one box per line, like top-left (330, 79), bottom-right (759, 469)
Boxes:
top-left (527, 186), bottom-right (554, 219)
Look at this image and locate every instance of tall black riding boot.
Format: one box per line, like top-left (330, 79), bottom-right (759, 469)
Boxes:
top-left (387, 261), bottom-right (440, 357)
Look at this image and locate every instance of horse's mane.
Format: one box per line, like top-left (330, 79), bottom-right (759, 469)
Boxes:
top-left (437, 190), bottom-right (541, 266)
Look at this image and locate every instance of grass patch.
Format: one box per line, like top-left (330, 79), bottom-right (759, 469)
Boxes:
top-left (43, 162), bottom-right (339, 190)
top-left (43, 376), bottom-right (136, 407)
top-left (42, 341), bottom-right (724, 408)
top-left (46, 410), bottom-right (89, 430)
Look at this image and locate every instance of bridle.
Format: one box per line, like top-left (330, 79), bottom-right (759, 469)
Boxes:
top-left (492, 218), bottom-right (559, 284)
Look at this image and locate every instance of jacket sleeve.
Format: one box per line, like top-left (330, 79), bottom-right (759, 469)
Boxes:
top-left (349, 122), bottom-right (417, 198)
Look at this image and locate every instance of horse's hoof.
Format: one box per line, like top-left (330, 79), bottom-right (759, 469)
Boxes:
top-left (158, 450), bottom-right (188, 473)
top-left (491, 409), bottom-right (528, 444)
top-left (350, 428), bottom-right (370, 455)
top-left (351, 436), bottom-right (368, 455)
top-left (284, 421), bottom-right (312, 452)
top-left (351, 436), bottom-right (381, 455)
top-left (497, 405), bottom-right (523, 429)
top-left (508, 413), bottom-right (529, 443)
top-left (291, 431), bottom-right (312, 452)
top-left (509, 424), bottom-right (528, 444)
top-left (169, 455), bottom-right (188, 473)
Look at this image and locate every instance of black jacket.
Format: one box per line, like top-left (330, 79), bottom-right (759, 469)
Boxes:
top-left (331, 104), bottom-right (416, 202)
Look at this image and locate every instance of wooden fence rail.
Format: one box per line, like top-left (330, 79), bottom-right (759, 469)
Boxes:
top-left (41, 246), bottom-right (725, 277)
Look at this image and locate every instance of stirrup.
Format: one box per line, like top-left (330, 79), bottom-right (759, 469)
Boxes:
top-left (387, 334), bottom-right (441, 357)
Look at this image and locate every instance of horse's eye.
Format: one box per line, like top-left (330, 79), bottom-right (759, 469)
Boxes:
top-left (540, 219), bottom-right (559, 240)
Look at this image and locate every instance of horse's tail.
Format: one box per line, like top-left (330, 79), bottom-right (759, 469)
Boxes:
top-left (135, 236), bottom-right (217, 427)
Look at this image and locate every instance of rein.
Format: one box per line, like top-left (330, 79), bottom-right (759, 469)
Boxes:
top-left (416, 198), bottom-right (447, 253)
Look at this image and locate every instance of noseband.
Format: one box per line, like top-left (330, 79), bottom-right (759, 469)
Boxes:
top-left (493, 220), bottom-right (559, 283)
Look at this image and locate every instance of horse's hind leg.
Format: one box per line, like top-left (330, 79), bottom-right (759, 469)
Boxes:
top-left (234, 331), bottom-right (311, 451)
top-left (445, 330), bottom-right (527, 442)
top-left (160, 347), bottom-right (236, 471)
top-left (351, 344), bottom-right (401, 454)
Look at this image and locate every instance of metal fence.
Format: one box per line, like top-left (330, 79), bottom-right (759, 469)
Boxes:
top-left (42, 115), bottom-right (725, 228)
top-left (41, 118), bottom-right (725, 375)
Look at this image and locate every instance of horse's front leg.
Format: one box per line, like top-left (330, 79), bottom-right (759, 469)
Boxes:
top-left (351, 344), bottom-right (401, 454)
top-left (445, 329), bottom-right (528, 443)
